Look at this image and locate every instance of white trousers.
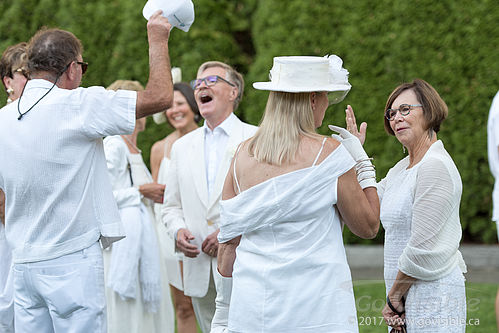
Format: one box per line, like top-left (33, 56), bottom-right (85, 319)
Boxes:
top-left (0, 263), bottom-right (14, 333)
top-left (191, 270), bottom-right (217, 333)
top-left (0, 224), bottom-right (14, 332)
top-left (13, 242), bottom-right (106, 333)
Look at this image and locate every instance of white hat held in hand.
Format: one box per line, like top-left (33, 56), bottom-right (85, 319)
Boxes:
top-left (143, 0), bottom-right (195, 32)
top-left (253, 55), bottom-right (351, 104)
top-left (153, 67), bottom-right (182, 124)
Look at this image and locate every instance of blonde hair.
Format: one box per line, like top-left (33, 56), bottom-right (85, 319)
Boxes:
top-left (197, 61), bottom-right (243, 110)
top-left (106, 80), bottom-right (144, 91)
top-left (248, 91), bottom-right (320, 165)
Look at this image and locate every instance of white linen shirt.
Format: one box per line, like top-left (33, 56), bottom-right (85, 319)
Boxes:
top-left (0, 79), bottom-right (136, 263)
top-left (203, 113), bottom-right (237, 196)
top-left (487, 90), bottom-right (499, 221)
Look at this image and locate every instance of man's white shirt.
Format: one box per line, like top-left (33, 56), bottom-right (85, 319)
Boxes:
top-left (203, 113), bottom-right (237, 196)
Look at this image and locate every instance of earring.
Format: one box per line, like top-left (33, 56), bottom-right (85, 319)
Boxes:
top-left (6, 87), bottom-right (14, 95)
top-left (402, 145), bottom-right (406, 154)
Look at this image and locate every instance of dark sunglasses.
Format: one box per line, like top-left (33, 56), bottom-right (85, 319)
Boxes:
top-left (76, 61), bottom-right (88, 75)
top-left (190, 75), bottom-right (235, 90)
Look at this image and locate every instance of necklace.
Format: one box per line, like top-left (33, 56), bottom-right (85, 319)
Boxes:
top-left (122, 135), bottom-right (142, 153)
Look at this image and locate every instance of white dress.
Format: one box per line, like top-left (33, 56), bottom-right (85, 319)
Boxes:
top-left (103, 136), bottom-right (174, 333)
top-left (378, 140), bottom-right (467, 332)
top-left (219, 142), bottom-right (359, 333)
top-left (153, 144), bottom-right (184, 290)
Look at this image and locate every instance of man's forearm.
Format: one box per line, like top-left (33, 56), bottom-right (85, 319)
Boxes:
top-left (136, 14), bottom-right (173, 118)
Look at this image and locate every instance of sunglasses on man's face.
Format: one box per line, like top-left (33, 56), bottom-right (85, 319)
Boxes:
top-left (76, 61), bottom-right (88, 75)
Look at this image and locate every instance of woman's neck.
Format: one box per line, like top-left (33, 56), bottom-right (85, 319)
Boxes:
top-left (177, 122), bottom-right (198, 137)
top-left (406, 133), bottom-right (437, 168)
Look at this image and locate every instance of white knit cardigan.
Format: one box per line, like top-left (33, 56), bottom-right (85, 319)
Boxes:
top-left (377, 140), bottom-right (467, 281)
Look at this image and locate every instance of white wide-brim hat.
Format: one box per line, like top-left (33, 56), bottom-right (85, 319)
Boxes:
top-left (153, 67), bottom-right (182, 124)
top-left (143, 0), bottom-right (195, 32)
top-left (253, 55), bottom-right (351, 103)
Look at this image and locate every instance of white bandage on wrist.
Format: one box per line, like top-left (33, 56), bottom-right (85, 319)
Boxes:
top-left (355, 158), bottom-right (376, 189)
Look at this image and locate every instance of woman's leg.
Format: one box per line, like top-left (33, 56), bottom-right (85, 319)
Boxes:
top-left (171, 260), bottom-right (196, 333)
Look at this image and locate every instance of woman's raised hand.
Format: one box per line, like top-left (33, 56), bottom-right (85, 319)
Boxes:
top-left (345, 105), bottom-right (367, 145)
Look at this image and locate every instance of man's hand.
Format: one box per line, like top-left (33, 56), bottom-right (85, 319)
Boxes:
top-left (147, 10), bottom-right (172, 44)
top-left (139, 183), bottom-right (165, 203)
top-left (176, 228), bottom-right (200, 258)
top-left (202, 229), bottom-right (220, 257)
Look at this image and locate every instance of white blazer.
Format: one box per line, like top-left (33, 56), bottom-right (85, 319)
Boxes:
top-left (162, 114), bottom-right (257, 297)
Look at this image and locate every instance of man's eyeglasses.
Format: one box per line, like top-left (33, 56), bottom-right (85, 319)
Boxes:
top-left (190, 75), bottom-right (235, 90)
top-left (385, 104), bottom-right (422, 121)
top-left (76, 61), bottom-right (88, 75)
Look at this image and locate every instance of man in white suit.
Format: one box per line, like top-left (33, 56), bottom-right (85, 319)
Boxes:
top-left (162, 61), bottom-right (257, 332)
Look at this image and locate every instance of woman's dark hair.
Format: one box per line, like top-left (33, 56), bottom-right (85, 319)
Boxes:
top-left (174, 82), bottom-right (201, 123)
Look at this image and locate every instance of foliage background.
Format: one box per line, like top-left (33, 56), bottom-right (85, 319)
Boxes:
top-left (1, 0), bottom-right (498, 243)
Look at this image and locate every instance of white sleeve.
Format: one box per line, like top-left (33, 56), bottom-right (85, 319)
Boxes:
top-left (78, 87), bottom-right (136, 139)
top-left (103, 137), bottom-right (141, 208)
top-left (162, 142), bottom-right (187, 240)
top-left (376, 177), bottom-right (387, 202)
top-left (398, 157), bottom-right (464, 280)
top-left (492, 116), bottom-right (499, 150)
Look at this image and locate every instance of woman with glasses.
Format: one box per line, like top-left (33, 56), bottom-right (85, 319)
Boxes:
top-left (0, 41), bottom-right (28, 333)
top-left (340, 79), bottom-right (467, 332)
top-left (150, 82), bottom-right (200, 333)
top-left (212, 55), bottom-right (380, 333)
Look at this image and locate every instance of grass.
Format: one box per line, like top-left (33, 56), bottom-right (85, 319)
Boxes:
top-left (354, 281), bottom-right (497, 333)
top-left (187, 282), bottom-right (497, 332)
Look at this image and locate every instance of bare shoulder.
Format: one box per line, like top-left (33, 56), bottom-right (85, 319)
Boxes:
top-left (313, 136), bottom-right (341, 165)
top-left (323, 136), bottom-right (341, 153)
top-left (150, 137), bottom-right (166, 158)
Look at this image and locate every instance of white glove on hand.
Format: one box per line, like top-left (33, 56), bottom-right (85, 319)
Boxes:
top-left (210, 269), bottom-right (232, 333)
top-left (328, 124), bottom-right (376, 189)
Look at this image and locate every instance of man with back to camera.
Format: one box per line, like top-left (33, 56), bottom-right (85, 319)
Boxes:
top-left (162, 61), bottom-right (257, 332)
top-left (0, 11), bottom-right (173, 333)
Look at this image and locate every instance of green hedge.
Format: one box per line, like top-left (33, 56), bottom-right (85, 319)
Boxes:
top-left (247, 0), bottom-right (499, 243)
top-left (1, 0), bottom-right (498, 243)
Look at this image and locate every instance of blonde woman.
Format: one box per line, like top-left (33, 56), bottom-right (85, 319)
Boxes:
top-left (212, 56), bottom-right (380, 333)
top-left (103, 80), bottom-right (174, 333)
